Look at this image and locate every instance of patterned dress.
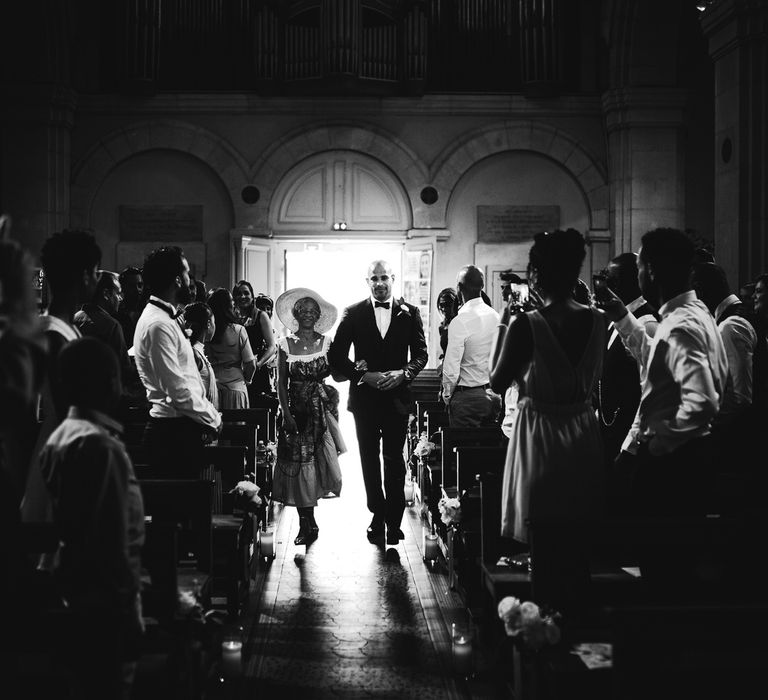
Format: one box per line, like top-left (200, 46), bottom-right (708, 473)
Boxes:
top-left (272, 335), bottom-right (344, 507)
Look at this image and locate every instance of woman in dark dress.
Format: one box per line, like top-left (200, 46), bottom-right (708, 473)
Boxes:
top-left (232, 280), bottom-right (276, 400)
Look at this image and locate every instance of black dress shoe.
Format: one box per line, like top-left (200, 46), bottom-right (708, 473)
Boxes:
top-left (367, 518), bottom-right (385, 539)
top-left (386, 527), bottom-right (404, 545)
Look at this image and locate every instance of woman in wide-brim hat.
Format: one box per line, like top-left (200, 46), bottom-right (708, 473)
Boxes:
top-left (272, 287), bottom-right (346, 546)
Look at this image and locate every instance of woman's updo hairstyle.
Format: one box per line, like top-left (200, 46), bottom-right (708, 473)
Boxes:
top-left (528, 228), bottom-right (586, 297)
top-left (184, 302), bottom-right (212, 340)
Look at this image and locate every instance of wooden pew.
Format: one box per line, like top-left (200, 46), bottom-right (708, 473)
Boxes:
top-left (437, 425), bottom-right (507, 494)
top-left (204, 444), bottom-right (254, 615)
top-left (220, 406), bottom-right (275, 444)
top-left (415, 399), bottom-right (443, 437)
top-left (609, 603), bottom-right (768, 700)
top-left (139, 478), bottom-right (214, 601)
top-left (449, 445), bottom-right (507, 608)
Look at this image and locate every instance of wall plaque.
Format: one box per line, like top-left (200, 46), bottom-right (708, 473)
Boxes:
top-left (477, 205), bottom-right (560, 243)
top-left (119, 205), bottom-right (203, 241)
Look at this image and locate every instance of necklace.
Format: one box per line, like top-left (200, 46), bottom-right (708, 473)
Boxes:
top-left (296, 335), bottom-right (320, 351)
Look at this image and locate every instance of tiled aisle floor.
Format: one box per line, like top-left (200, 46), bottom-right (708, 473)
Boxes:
top-left (238, 383), bottom-right (486, 699)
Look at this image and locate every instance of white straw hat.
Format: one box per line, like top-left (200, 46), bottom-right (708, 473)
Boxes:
top-left (275, 287), bottom-right (337, 335)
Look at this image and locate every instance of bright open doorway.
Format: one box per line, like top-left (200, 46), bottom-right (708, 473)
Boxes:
top-left (283, 241), bottom-right (404, 338)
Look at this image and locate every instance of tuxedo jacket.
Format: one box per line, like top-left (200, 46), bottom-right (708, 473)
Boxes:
top-left (597, 301), bottom-right (658, 453)
top-left (329, 298), bottom-right (428, 414)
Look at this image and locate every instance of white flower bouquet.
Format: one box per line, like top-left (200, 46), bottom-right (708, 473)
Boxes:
top-left (413, 432), bottom-right (436, 458)
top-left (438, 496), bottom-right (462, 526)
top-left (497, 597), bottom-right (561, 651)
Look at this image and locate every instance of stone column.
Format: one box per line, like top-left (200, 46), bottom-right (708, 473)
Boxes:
top-left (602, 87), bottom-right (687, 255)
top-left (0, 84), bottom-right (76, 258)
top-left (702, 0), bottom-right (768, 286)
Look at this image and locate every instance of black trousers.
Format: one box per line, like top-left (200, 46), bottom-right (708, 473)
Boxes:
top-left (142, 416), bottom-right (207, 477)
top-left (353, 404), bottom-right (409, 529)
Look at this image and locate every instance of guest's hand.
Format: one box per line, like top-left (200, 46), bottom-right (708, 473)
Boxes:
top-left (355, 359), bottom-right (368, 371)
top-left (378, 369), bottom-right (405, 391)
top-left (593, 285), bottom-right (628, 322)
top-left (282, 413), bottom-right (298, 435)
top-left (362, 371), bottom-right (386, 389)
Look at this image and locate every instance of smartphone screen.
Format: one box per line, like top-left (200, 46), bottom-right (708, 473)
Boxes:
top-left (509, 282), bottom-right (529, 305)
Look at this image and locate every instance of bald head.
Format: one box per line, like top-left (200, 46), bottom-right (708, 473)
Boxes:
top-left (367, 259), bottom-right (394, 302)
top-left (456, 265), bottom-right (484, 302)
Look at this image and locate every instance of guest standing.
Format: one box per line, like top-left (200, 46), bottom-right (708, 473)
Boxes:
top-left (272, 288), bottom-right (345, 545)
top-left (41, 337), bottom-right (144, 700)
top-left (437, 287), bottom-right (459, 365)
top-left (134, 247), bottom-right (221, 477)
top-left (207, 287), bottom-right (256, 408)
top-left (441, 265), bottom-right (501, 427)
top-left (597, 228), bottom-right (729, 591)
top-left (232, 280), bottom-right (276, 399)
top-left (21, 230), bottom-right (101, 525)
top-left (115, 266), bottom-right (144, 349)
top-left (184, 302), bottom-right (219, 409)
top-left (490, 229), bottom-right (605, 544)
top-left (594, 253), bottom-right (659, 514)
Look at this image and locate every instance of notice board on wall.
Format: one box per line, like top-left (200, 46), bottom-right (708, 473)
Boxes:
top-left (477, 205), bottom-right (560, 243)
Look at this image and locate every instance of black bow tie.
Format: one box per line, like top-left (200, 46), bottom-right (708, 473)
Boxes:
top-left (374, 301), bottom-right (390, 309)
top-left (149, 299), bottom-right (183, 320)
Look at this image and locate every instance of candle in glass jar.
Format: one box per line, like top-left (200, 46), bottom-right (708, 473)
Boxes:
top-left (261, 528), bottom-right (275, 558)
top-left (221, 639), bottom-right (242, 677)
top-left (452, 634), bottom-right (473, 676)
top-left (404, 480), bottom-right (414, 505)
top-left (424, 532), bottom-right (439, 563)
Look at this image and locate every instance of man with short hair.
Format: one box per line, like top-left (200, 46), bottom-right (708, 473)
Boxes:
top-left (598, 228), bottom-right (729, 587)
top-left (116, 266), bottom-right (144, 348)
top-left (329, 260), bottom-right (428, 545)
top-left (691, 262), bottom-right (767, 479)
top-left (75, 271), bottom-right (130, 378)
top-left (41, 336), bottom-right (144, 699)
top-left (442, 265), bottom-right (501, 427)
top-left (22, 229), bottom-right (101, 524)
top-left (134, 246), bottom-right (220, 476)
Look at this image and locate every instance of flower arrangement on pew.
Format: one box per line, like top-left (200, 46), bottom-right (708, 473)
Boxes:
top-left (413, 432), bottom-right (436, 459)
top-left (438, 496), bottom-right (462, 527)
top-left (229, 477), bottom-right (262, 513)
top-left (497, 597), bottom-right (561, 651)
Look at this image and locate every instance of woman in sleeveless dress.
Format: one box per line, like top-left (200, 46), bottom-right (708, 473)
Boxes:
top-left (206, 288), bottom-right (256, 409)
top-left (232, 280), bottom-right (276, 400)
top-left (272, 288), bottom-right (345, 546)
top-left (490, 229), bottom-right (605, 544)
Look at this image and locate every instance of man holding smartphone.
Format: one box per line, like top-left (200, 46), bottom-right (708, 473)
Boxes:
top-left (592, 253), bottom-right (659, 514)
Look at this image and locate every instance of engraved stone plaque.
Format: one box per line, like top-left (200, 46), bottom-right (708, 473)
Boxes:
top-left (119, 205), bottom-right (203, 242)
top-left (477, 205), bottom-right (560, 243)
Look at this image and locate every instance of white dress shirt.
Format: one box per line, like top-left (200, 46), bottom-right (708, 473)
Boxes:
top-left (607, 296), bottom-right (657, 350)
top-left (715, 294), bottom-right (757, 416)
top-left (134, 296), bottom-right (221, 429)
top-left (441, 296), bottom-right (500, 401)
top-left (371, 295), bottom-right (393, 338)
top-left (615, 290), bottom-right (728, 456)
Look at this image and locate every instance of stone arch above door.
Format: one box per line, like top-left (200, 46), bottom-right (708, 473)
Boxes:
top-left (270, 151), bottom-right (411, 234)
top-left (70, 120), bottom-right (248, 228)
top-left (248, 123), bottom-right (427, 232)
top-left (429, 121), bottom-right (609, 230)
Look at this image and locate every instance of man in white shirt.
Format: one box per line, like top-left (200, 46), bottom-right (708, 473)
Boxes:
top-left (134, 246), bottom-right (221, 476)
top-left (442, 265), bottom-right (501, 428)
top-left (597, 228), bottom-right (729, 586)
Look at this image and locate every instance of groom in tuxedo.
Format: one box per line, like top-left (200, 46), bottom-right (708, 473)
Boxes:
top-left (330, 260), bottom-right (428, 545)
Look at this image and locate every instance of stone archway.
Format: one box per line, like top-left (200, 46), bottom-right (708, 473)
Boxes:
top-left (429, 121), bottom-right (609, 231)
top-left (70, 120), bottom-right (249, 228)
top-left (246, 122), bottom-right (429, 233)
